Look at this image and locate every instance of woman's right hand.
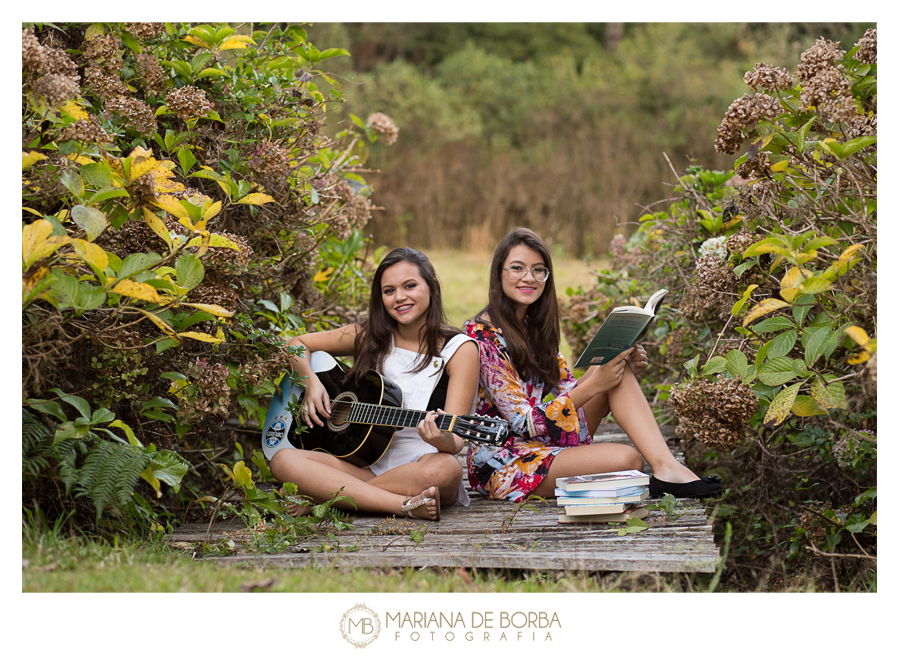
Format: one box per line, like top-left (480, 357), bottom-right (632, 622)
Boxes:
top-left (591, 348), bottom-right (633, 394)
top-left (300, 375), bottom-right (331, 427)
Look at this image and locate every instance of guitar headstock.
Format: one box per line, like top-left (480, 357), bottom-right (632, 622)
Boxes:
top-left (452, 414), bottom-right (510, 445)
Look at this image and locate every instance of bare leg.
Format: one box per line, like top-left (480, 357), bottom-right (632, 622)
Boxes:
top-left (531, 442), bottom-right (644, 498)
top-left (362, 452), bottom-right (462, 509)
top-left (605, 367), bottom-right (699, 483)
top-left (269, 449), bottom-right (440, 520)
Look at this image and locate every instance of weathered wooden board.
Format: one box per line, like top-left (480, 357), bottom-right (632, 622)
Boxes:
top-left (167, 426), bottom-right (720, 573)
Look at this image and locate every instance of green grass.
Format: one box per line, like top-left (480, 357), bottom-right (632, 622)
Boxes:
top-left (427, 248), bottom-right (603, 362)
top-left (22, 532), bottom-right (702, 593)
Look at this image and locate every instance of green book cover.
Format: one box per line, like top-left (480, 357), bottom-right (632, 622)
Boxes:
top-left (573, 289), bottom-right (668, 368)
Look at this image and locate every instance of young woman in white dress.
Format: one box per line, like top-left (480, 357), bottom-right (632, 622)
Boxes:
top-left (270, 248), bottom-right (479, 521)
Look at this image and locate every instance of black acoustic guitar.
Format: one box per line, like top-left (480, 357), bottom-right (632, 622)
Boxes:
top-left (261, 351), bottom-right (509, 468)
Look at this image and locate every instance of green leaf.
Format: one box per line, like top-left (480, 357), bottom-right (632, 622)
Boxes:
top-left (174, 253), bottom-right (205, 291)
top-left (49, 388), bottom-right (91, 419)
top-left (804, 326), bottom-right (832, 367)
top-left (792, 294), bottom-right (815, 324)
top-left (752, 316), bottom-right (795, 333)
top-left (811, 379), bottom-right (847, 410)
top-left (71, 205), bottom-right (108, 241)
top-left (116, 252), bottom-right (163, 282)
top-left (768, 330), bottom-right (798, 359)
top-left (702, 356), bottom-right (728, 377)
top-left (725, 349), bottom-right (748, 379)
top-left (90, 408), bottom-right (116, 425)
top-left (758, 357), bottom-right (797, 386)
top-left (840, 135), bottom-right (876, 158)
top-left (791, 395), bottom-right (827, 417)
top-left (764, 382), bottom-right (801, 426)
top-left (177, 147), bottom-right (197, 174)
top-left (25, 398), bottom-right (67, 422)
top-left (60, 169), bottom-right (85, 198)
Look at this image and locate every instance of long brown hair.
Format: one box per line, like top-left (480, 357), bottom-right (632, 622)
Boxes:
top-left (474, 227), bottom-right (561, 389)
top-left (348, 247), bottom-right (459, 384)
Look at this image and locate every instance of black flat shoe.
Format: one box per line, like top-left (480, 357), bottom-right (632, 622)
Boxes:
top-left (649, 476), bottom-right (723, 499)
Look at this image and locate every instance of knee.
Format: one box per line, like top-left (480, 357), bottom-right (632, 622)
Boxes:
top-left (421, 453), bottom-right (463, 489)
top-left (627, 448), bottom-right (645, 472)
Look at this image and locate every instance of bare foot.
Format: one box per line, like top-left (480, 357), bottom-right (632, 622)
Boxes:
top-left (400, 486), bottom-right (441, 521)
top-left (278, 487), bottom-right (313, 518)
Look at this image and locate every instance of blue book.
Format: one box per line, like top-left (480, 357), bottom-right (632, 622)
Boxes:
top-left (553, 485), bottom-right (646, 498)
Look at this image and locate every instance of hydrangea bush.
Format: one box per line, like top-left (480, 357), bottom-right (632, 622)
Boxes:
top-left (561, 29), bottom-right (877, 588)
top-left (22, 23), bottom-right (396, 532)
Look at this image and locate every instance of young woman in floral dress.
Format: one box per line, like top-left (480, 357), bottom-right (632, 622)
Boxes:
top-left (464, 228), bottom-right (723, 502)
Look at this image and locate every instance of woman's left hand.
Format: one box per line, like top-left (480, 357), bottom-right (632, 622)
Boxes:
top-left (626, 343), bottom-right (649, 375)
top-left (417, 410), bottom-right (455, 452)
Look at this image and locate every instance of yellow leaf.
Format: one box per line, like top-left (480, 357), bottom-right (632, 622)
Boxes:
top-left (179, 302), bottom-right (235, 317)
top-left (136, 308), bottom-right (178, 337)
top-left (770, 159), bottom-right (791, 173)
top-left (183, 35), bottom-right (212, 49)
top-left (113, 280), bottom-right (164, 304)
top-left (235, 192), bottom-right (275, 205)
top-left (129, 156), bottom-right (162, 182)
top-left (177, 330), bottom-right (223, 344)
top-left (844, 326), bottom-right (870, 347)
top-left (202, 200), bottom-right (222, 222)
top-left (780, 267), bottom-right (803, 301)
top-left (220, 35), bottom-right (255, 50)
top-left (152, 195), bottom-right (190, 219)
top-left (23, 207), bottom-right (44, 218)
top-left (24, 232), bottom-right (71, 269)
top-left (870, 511), bottom-right (877, 526)
top-left (846, 352), bottom-right (871, 365)
top-left (60, 100), bottom-right (90, 121)
top-left (22, 266), bottom-right (50, 295)
top-left (313, 267), bottom-right (334, 283)
top-left (22, 151), bottom-right (47, 170)
top-left (186, 233), bottom-right (240, 251)
top-left (23, 220), bottom-right (54, 266)
top-left (72, 239), bottom-right (110, 273)
top-left (743, 298), bottom-right (791, 326)
top-left (142, 208), bottom-right (173, 249)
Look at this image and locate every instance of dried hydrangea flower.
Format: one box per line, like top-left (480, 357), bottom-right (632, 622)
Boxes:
top-left (852, 28), bottom-right (876, 65)
top-left (699, 236), bottom-right (729, 261)
top-left (22, 28), bottom-right (47, 73)
top-left (797, 37), bottom-right (846, 81)
top-left (670, 376), bottom-right (757, 449)
top-left (122, 22), bottom-right (167, 42)
top-left (136, 52), bottom-right (168, 95)
top-left (32, 73), bottom-right (81, 106)
top-left (166, 85), bottom-right (213, 122)
top-left (743, 63), bottom-right (793, 91)
top-left (104, 96), bottom-right (157, 135)
top-left (366, 112), bottom-right (399, 145)
top-left (714, 93), bottom-right (783, 155)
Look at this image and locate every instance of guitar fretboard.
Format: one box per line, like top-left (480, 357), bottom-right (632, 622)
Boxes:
top-left (344, 402), bottom-right (455, 431)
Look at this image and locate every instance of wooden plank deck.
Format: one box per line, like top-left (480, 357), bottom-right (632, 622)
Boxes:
top-left (167, 425), bottom-right (720, 573)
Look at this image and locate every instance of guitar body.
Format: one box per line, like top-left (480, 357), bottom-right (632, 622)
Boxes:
top-left (262, 352), bottom-right (402, 468)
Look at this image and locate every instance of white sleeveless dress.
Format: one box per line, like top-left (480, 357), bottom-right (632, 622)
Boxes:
top-left (370, 333), bottom-right (474, 507)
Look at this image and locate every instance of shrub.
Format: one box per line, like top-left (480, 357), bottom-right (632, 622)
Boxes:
top-left (562, 29), bottom-right (877, 589)
top-left (22, 22), bottom-right (394, 532)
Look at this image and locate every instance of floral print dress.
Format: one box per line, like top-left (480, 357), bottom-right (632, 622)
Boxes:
top-left (464, 321), bottom-right (592, 501)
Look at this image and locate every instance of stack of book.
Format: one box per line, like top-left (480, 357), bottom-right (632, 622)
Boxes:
top-left (555, 469), bottom-right (651, 524)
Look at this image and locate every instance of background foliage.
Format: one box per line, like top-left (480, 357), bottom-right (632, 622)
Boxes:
top-left (306, 22), bottom-right (873, 255)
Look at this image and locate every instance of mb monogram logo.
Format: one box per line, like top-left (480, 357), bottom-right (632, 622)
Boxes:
top-left (340, 604), bottom-right (382, 648)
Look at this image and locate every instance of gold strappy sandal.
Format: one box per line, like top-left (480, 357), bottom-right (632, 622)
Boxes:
top-left (400, 487), bottom-right (441, 522)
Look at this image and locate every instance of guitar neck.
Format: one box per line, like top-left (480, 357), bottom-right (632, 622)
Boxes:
top-left (347, 402), bottom-right (457, 432)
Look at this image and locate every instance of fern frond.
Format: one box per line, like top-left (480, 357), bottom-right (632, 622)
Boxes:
top-left (75, 441), bottom-right (149, 521)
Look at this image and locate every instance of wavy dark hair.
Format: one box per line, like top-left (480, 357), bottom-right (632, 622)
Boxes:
top-left (347, 247), bottom-right (460, 384)
top-left (474, 227), bottom-right (561, 389)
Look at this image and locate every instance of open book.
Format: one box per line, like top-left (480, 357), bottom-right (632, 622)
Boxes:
top-left (573, 289), bottom-right (668, 368)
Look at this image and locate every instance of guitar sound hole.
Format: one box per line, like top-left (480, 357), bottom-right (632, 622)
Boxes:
top-left (326, 393), bottom-right (357, 432)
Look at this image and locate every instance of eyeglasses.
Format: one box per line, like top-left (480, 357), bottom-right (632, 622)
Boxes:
top-left (503, 265), bottom-right (550, 282)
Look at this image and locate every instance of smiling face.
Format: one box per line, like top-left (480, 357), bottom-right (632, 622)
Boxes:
top-left (501, 244), bottom-right (547, 319)
top-left (380, 260), bottom-right (431, 328)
